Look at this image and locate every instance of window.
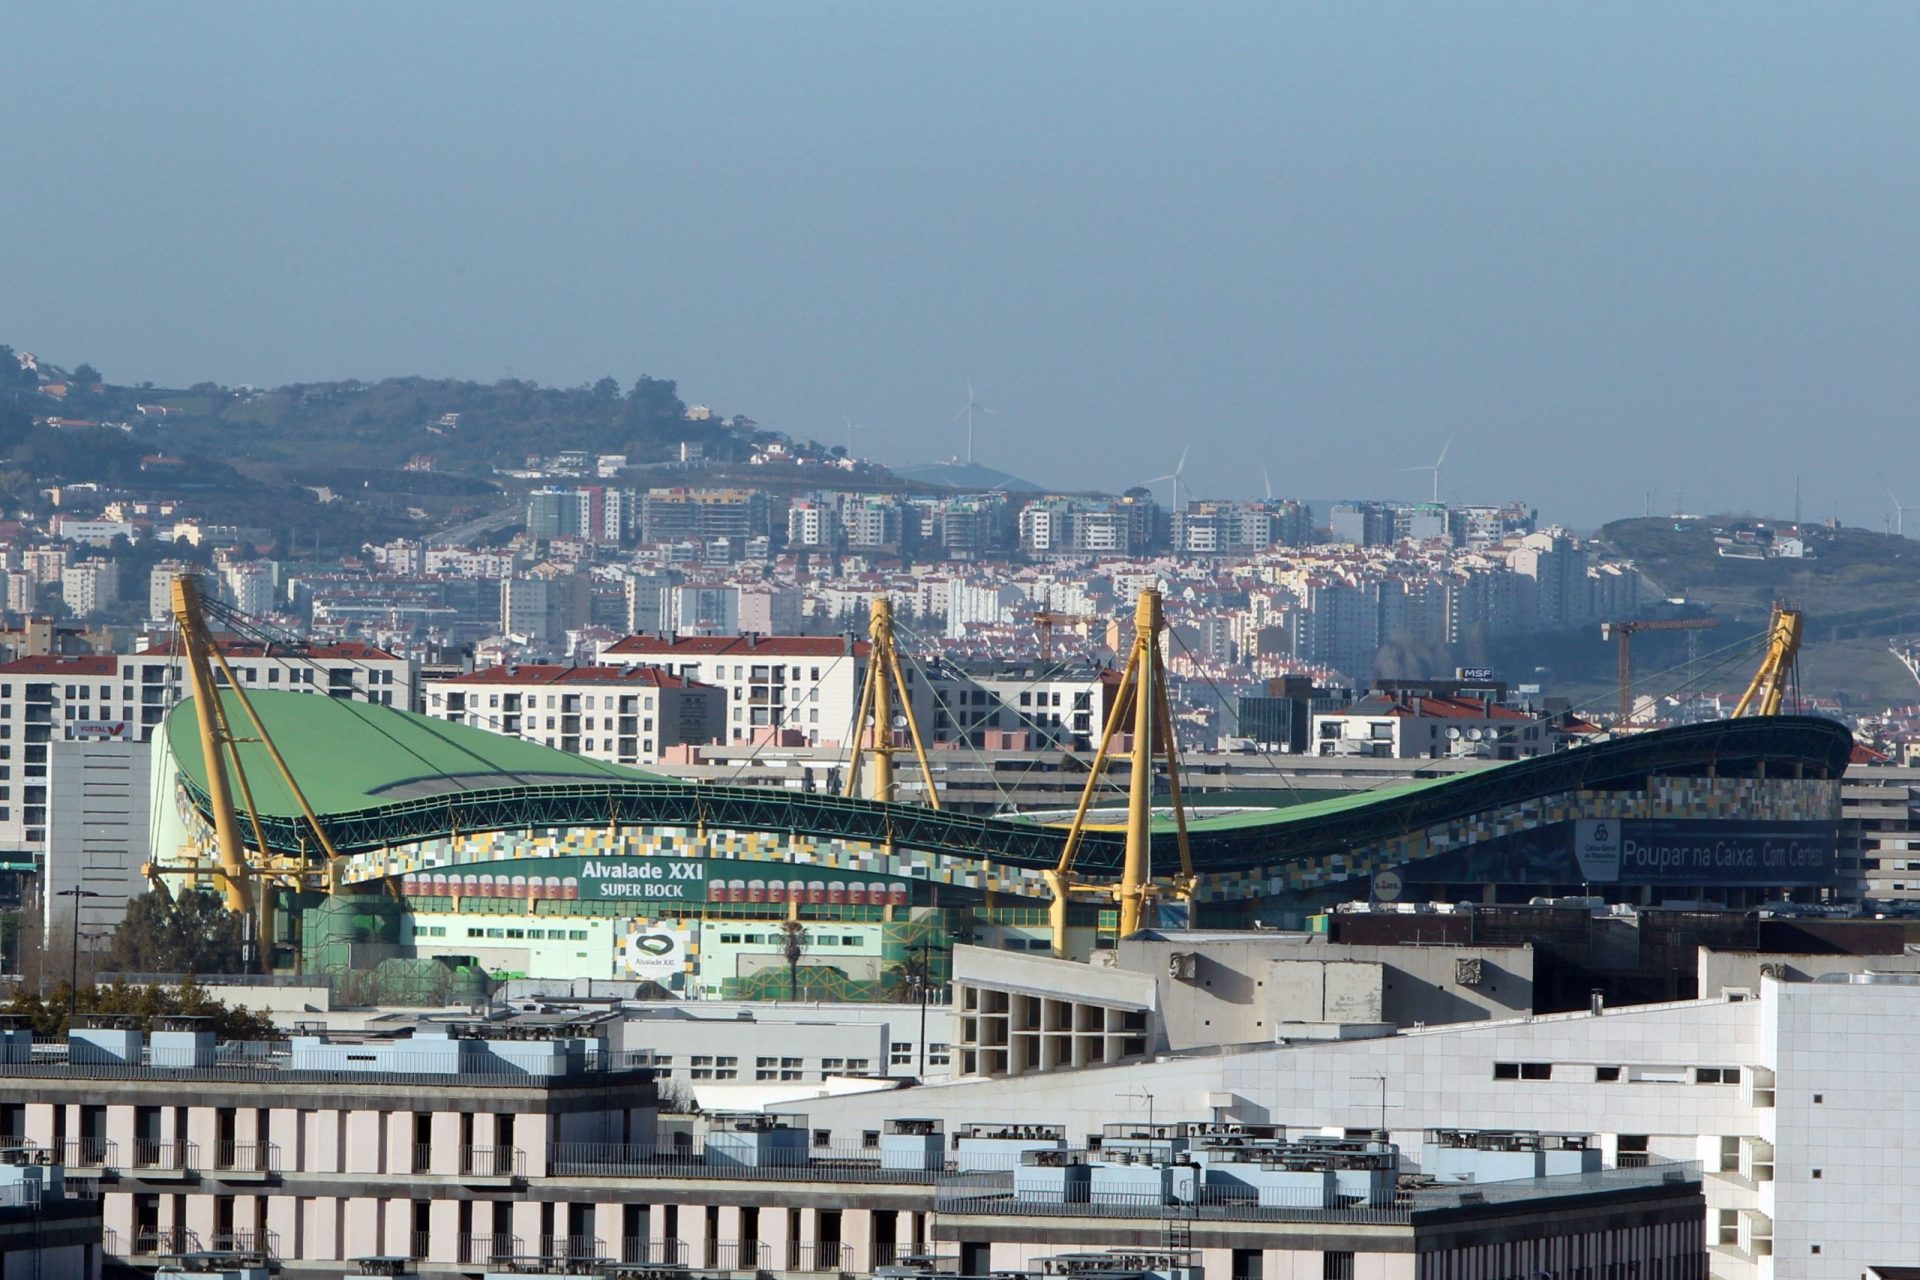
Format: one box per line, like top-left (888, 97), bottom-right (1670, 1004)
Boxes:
top-left (1322, 1253), bottom-right (1354, 1280)
top-left (1594, 1065), bottom-right (1622, 1082)
top-left (862, 1131), bottom-right (880, 1149)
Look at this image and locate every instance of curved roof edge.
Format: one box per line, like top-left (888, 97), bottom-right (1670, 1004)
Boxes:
top-left (166, 697), bottom-right (1853, 879)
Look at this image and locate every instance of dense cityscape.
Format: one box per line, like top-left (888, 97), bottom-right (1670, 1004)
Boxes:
top-left (7, 6), bottom-right (1920, 1280)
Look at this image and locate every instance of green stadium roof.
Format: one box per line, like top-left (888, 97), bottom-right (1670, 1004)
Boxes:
top-left (166, 690), bottom-right (662, 820)
top-left (164, 692), bottom-right (1856, 878)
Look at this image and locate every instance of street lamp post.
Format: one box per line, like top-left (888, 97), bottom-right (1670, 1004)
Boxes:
top-left (911, 938), bottom-right (957, 1080)
top-left (55, 888), bottom-right (102, 1031)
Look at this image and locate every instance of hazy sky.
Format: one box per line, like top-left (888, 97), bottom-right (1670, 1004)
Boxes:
top-left (5, 3), bottom-right (1919, 528)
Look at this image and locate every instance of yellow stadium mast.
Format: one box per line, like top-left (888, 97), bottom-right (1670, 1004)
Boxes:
top-left (170, 575), bottom-right (255, 918)
top-left (161, 575), bottom-right (345, 971)
top-left (844, 596), bottom-right (941, 809)
top-left (1732, 603), bottom-right (1804, 718)
top-left (1044, 587), bottom-right (1195, 957)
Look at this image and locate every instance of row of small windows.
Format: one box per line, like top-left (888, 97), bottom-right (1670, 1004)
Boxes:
top-left (1493, 1061), bottom-right (1742, 1085)
top-left (717, 932), bottom-right (863, 946)
top-left (462, 927), bottom-right (590, 941)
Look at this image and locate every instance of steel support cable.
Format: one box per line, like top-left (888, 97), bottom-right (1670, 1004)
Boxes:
top-left (890, 618), bottom-right (1128, 814)
top-left (887, 631), bottom-right (1109, 818)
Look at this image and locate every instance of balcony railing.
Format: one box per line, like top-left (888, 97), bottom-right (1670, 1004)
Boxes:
top-left (461, 1145), bottom-right (525, 1177)
top-left (620, 1239), bottom-right (687, 1266)
top-left (132, 1138), bottom-right (196, 1171)
top-left (134, 1227), bottom-right (204, 1256)
top-left (704, 1240), bottom-right (770, 1272)
top-left (459, 1232), bottom-right (523, 1265)
top-left (209, 1229), bottom-right (279, 1260)
top-left (539, 1234), bottom-right (607, 1262)
top-left (789, 1241), bottom-right (850, 1273)
top-left (212, 1140), bottom-right (280, 1173)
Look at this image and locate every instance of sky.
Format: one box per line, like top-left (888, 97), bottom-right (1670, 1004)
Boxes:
top-left (4, 3), bottom-right (1919, 529)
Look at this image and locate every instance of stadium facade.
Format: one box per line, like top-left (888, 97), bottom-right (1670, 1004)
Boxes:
top-left (152, 693), bottom-right (1853, 997)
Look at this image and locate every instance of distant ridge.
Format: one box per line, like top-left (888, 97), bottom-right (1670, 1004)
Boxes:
top-left (895, 459), bottom-right (1041, 493)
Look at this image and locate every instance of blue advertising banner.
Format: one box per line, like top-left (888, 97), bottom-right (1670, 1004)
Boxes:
top-left (1405, 819), bottom-right (1838, 888)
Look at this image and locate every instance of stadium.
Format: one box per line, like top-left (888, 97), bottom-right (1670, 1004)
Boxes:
top-left (148, 687), bottom-right (1853, 1001)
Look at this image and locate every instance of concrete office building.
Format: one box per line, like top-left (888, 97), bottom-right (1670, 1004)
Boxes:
top-left (0, 1018), bottom-right (1703, 1280)
top-left (792, 957), bottom-right (1920, 1280)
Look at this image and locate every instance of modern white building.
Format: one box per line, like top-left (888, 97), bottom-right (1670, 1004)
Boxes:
top-left (788, 950), bottom-right (1920, 1280)
top-left (1310, 690), bottom-right (1552, 760)
top-left (600, 634), bottom-right (871, 749)
top-left (59, 561), bottom-right (118, 618)
top-left (421, 663), bottom-right (724, 765)
top-left (0, 639), bottom-right (414, 868)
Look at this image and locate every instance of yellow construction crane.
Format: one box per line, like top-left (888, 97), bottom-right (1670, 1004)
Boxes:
top-left (843, 596), bottom-right (941, 810)
top-left (1731, 603), bottom-right (1803, 717)
top-left (151, 575), bottom-right (344, 971)
top-left (1044, 587), bottom-right (1195, 957)
top-left (1601, 615), bottom-right (1722, 727)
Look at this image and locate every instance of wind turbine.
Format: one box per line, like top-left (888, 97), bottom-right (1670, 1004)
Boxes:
top-left (1147, 439), bottom-right (1193, 514)
top-left (1402, 437), bottom-right (1452, 504)
top-left (945, 378), bottom-right (999, 465)
top-left (843, 416), bottom-right (866, 457)
top-left (1889, 486), bottom-right (1911, 538)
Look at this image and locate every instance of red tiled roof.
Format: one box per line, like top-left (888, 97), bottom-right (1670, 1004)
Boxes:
top-left (435, 664), bottom-right (702, 689)
top-left (0, 654), bottom-right (118, 675)
top-left (1344, 693), bottom-right (1532, 721)
top-left (604, 635), bottom-right (869, 658)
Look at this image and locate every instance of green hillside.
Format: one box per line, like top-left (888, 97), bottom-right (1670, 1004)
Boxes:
top-left (1597, 516), bottom-right (1920, 709)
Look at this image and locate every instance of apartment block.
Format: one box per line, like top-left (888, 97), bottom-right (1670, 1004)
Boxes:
top-left (422, 664), bottom-right (723, 766)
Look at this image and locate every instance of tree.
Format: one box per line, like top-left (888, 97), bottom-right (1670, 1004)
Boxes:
top-left (625, 375), bottom-right (685, 427)
top-left (102, 888), bottom-right (251, 976)
top-left (71, 362), bottom-right (101, 388)
top-left (2, 977), bottom-right (277, 1040)
top-left (778, 919), bottom-right (807, 1002)
top-left (591, 376), bottom-right (621, 400)
top-left (0, 347), bottom-right (33, 392)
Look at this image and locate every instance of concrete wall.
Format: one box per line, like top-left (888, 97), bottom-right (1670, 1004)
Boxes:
top-left (42, 738), bottom-right (152, 940)
top-left (1108, 934), bottom-right (1532, 1051)
top-left (1697, 945), bottom-right (1920, 996)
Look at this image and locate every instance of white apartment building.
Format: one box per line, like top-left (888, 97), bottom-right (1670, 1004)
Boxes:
top-left (135, 635), bottom-right (416, 711)
top-left (600, 635), bottom-right (871, 749)
top-left (421, 663), bottom-right (723, 765)
top-left (786, 500), bottom-right (839, 549)
top-left (59, 561), bottom-right (118, 618)
top-left (1310, 690), bottom-right (1551, 760)
top-left (0, 640), bottom-right (414, 860)
top-left (146, 561), bottom-right (196, 622)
